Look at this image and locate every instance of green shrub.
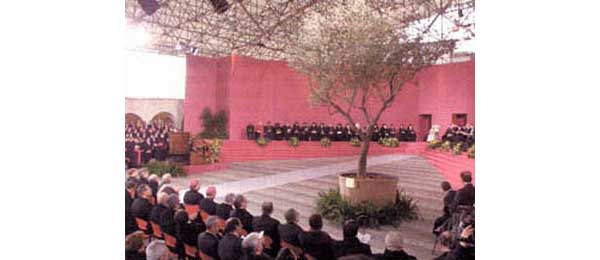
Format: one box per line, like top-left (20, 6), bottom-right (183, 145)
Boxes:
top-left (199, 107), bottom-right (228, 139)
top-left (288, 136), bottom-right (300, 147)
top-left (320, 137), bottom-right (332, 147)
top-left (427, 140), bottom-right (442, 150)
top-left (316, 189), bottom-right (419, 228)
top-left (379, 137), bottom-right (399, 147)
top-left (452, 142), bottom-right (463, 155)
top-left (467, 145), bottom-right (475, 159)
top-left (350, 137), bottom-right (361, 147)
top-left (144, 160), bottom-right (185, 177)
top-left (440, 140), bottom-right (452, 152)
top-left (256, 137), bottom-right (268, 147)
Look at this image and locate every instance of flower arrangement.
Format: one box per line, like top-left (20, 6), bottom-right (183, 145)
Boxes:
top-left (467, 145), bottom-right (475, 159)
top-left (256, 137), bottom-right (268, 147)
top-left (440, 140), bottom-right (452, 152)
top-left (427, 139), bottom-right (442, 150)
top-left (452, 142), bottom-right (463, 155)
top-left (288, 136), bottom-right (300, 147)
top-left (320, 137), bottom-right (331, 147)
top-left (316, 189), bottom-right (419, 228)
top-left (349, 137), bottom-right (361, 147)
top-left (191, 138), bottom-right (222, 164)
top-left (379, 137), bottom-right (400, 147)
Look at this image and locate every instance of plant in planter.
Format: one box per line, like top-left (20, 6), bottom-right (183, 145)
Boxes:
top-left (144, 159), bottom-right (186, 177)
top-left (467, 145), bottom-right (475, 159)
top-left (440, 141), bottom-right (452, 152)
top-left (199, 107), bottom-right (228, 139)
top-left (349, 137), bottom-right (361, 147)
top-left (256, 137), bottom-right (268, 147)
top-left (288, 136), bottom-right (300, 147)
top-left (427, 139), bottom-right (442, 150)
top-left (287, 0), bottom-right (457, 205)
top-left (380, 137), bottom-right (399, 147)
top-left (452, 142), bottom-right (463, 156)
top-left (320, 137), bottom-right (332, 147)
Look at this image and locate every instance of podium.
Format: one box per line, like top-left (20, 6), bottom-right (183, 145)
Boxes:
top-left (169, 132), bottom-right (190, 155)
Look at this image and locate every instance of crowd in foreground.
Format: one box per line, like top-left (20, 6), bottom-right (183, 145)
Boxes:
top-left (125, 169), bottom-right (475, 260)
top-left (125, 121), bottom-right (177, 168)
top-left (246, 122), bottom-right (418, 142)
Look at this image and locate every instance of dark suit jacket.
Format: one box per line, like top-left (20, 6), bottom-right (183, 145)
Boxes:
top-left (333, 237), bottom-right (372, 258)
top-left (373, 249), bottom-right (417, 260)
top-left (252, 215), bottom-right (281, 255)
top-left (159, 207), bottom-right (176, 236)
top-left (455, 183), bottom-right (475, 207)
top-left (218, 233), bottom-right (243, 260)
top-left (443, 190), bottom-right (457, 215)
top-left (125, 190), bottom-right (137, 234)
top-left (184, 190), bottom-right (205, 206)
top-left (216, 203), bottom-right (233, 220)
top-left (200, 198), bottom-right (218, 215)
top-left (231, 208), bottom-right (254, 233)
top-left (278, 223), bottom-right (303, 248)
top-left (198, 232), bottom-right (221, 260)
top-left (298, 230), bottom-right (335, 260)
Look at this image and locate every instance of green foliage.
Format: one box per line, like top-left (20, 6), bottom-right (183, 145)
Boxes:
top-left (350, 137), bottom-right (361, 147)
top-left (256, 137), bottom-right (268, 147)
top-left (452, 142), bottom-right (463, 156)
top-left (320, 137), bottom-right (332, 147)
top-left (316, 189), bottom-right (419, 228)
top-left (440, 140), bottom-right (452, 152)
top-left (288, 136), bottom-right (300, 147)
top-left (144, 160), bottom-right (185, 177)
top-left (199, 107), bottom-right (228, 139)
top-left (427, 139), bottom-right (442, 150)
top-left (379, 137), bottom-right (400, 147)
top-left (205, 139), bottom-right (222, 164)
top-left (467, 145), bottom-right (475, 159)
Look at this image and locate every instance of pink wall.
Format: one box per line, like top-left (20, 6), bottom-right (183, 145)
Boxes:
top-left (184, 55), bottom-right (474, 140)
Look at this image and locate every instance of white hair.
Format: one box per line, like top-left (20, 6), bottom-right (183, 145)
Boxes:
top-left (242, 232), bottom-right (264, 250)
top-left (146, 240), bottom-right (168, 260)
top-left (384, 231), bottom-right (404, 251)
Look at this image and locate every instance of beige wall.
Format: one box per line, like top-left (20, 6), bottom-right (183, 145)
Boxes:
top-left (125, 98), bottom-right (184, 129)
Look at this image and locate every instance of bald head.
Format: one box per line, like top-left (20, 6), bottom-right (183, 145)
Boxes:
top-left (384, 231), bottom-right (404, 251)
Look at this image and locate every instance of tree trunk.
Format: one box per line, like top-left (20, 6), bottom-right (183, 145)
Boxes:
top-left (357, 133), bottom-right (370, 177)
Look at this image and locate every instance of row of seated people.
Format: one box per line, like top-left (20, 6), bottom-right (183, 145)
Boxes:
top-left (441, 124), bottom-right (475, 150)
top-left (125, 171), bottom-right (441, 260)
top-left (125, 121), bottom-right (176, 168)
top-left (431, 171), bottom-right (476, 260)
top-left (246, 122), bottom-right (418, 142)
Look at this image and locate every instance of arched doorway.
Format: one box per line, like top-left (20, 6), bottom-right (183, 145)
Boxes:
top-left (151, 112), bottom-right (175, 128)
top-left (125, 113), bottom-right (144, 127)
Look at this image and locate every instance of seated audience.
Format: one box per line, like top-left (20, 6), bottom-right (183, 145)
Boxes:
top-left (252, 202), bottom-right (281, 257)
top-left (150, 192), bottom-right (170, 234)
top-left (338, 255), bottom-right (373, 260)
top-left (126, 180), bottom-right (137, 235)
top-left (146, 239), bottom-right (176, 260)
top-left (278, 208), bottom-right (303, 249)
top-left (216, 193), bottom-right (236, 220)
top-left (148, 174), bottom-right (160, 198)
top-left (175, 209), bottom-right (204, 257)
top-left (125, 231), bottom-right (146, 260)
top-left (373, 231), bottom-right (417, 260)
top-left (298, 214), bottom-right (335, 260)
top-left (198, 216), bottom-right (222, 260)
top-left (200, 186), bottom-right (218, 215)
top-left (131, 184), bottom-right (154, 233)
top-left (160, 174), bottom-right (172, 189)
top-left (454, 171), bottom-right (475, 208)
top-left (241, 232), bottom-right (273, 260)
top-left (159, 194), bottom-right (181, 238)
top-left (333, 219), bottom-right (372, 258)
top-left (453, 225), bottom-right (475, 260)
top-left (183, 179), bottom-right (204, 206)
top-left (218, 217), bottom-right (244, 260)
top-left (231, 194), bottom-right (254, 233)
top-left (433, 231), bottom-right (456, 260)
top-left (433, 181), bottom-right (457, 235)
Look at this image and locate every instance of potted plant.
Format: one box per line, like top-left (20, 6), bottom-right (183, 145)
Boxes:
top-left (288, 136), bottom-right (300, 147)
top-left (320, 137), bottom-right (332, 147)
top-left (287, 1), bottom-right (456, 206)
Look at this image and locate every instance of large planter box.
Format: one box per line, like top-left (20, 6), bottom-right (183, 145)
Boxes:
top-left (338, 173), bottom-right (398, 207)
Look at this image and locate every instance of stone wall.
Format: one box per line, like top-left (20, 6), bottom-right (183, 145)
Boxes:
top-left (125, 98), bottom-right (184, 129)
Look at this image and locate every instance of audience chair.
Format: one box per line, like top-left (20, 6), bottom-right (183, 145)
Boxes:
top-left (199, 210), bottom-right (209, 222)
top-left (184, 204), bottom-right (200, 218)
top-left (281, 241), bottom-right (303, 258)
top-left (184, 244), bottom-right (198, 260)
top-left (150, 221), bottom-right (163, 239)
top-left (199, 250), bottom-right (214, 260)
top-left (135, 217), bottom-right (149, 232)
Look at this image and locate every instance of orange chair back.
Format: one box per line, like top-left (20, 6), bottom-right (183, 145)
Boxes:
top-left (262, 235), bottom-right (273, 249)
top-left (184, 204), bottom-right (200, 217)
top-left (304, 254), bottom-right (317, 260)
top-left (135, 217), bottom-right (148, 231)
top-left (281, 241), bottom-right (303, 257)
top-left (200, 210), bottom-right (209, 222)
top-left (184, 244), bottom-right (198, 260)
top-left (216, 218), bottom-right (226, 231)
top-left (150, 222), bottom-right (163, 239)
top-left (199, 251), bottom-right (214, 260)
top-left (163, 233), bottom-right (178, 248)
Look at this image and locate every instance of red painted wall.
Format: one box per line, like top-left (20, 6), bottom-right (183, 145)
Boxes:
top-left (184, 55), bottom-right (474, 141)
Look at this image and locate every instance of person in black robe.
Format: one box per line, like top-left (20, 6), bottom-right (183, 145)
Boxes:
top-left (283, 123), bottom-right (291, 140)
top-left (298, 214), bottom-right (335, 260)
top-left (130, 184), bottom-right (154, 234)
top-left (247, 123), bottom-right (256, 140)
top-left (175, 209), bottom-right (204, 257)
top-left (200, 186), bottom-right (218, 215)
top-left (125, 138), bottom-right (136, 169)
top-left (183, 179), bottom-right (204, 206)
top-left (381, 124), bottom-right (391, 139)
top-left (255, 122), bottom-right (263, 139)
top-left (159, 194), bottom-right (180, 245)
top-left (216, 193), bottom-right (235, 221)
top-left (278, 208), bottom-right (304, 249)
top-left (150, 192), bottom-right (169, 233)
top-left (230, 195), bottom-right (254, 233)
top-left (264, 121), bottom-right (273, 140)
top-left (406, 124), bottom-right (417, 142)
top-left (198, 216), bottom-right (222, 260)
top-left (333, 219), bottom-right (372, 258)
top-left (334, 124), bottom-right (344, 142)
top-left (125, 180), bottom-right (137, 235)
top-left (273, 123), bottom-right (283, 141)
top-left (309, 122), bottom-right (319, 141)
top-left (454, 171), bottom-right (475, 208)
top-left (372, 231), bottom-right (417, 260)
top-left (252, 202), bottom-right (281, 257)
top-left (389, 124), bottom-right (397, 139)
top-left (371, 124), bottom-right (380, 142)
top-left (300, 122), bottom-right (310, 141)
top-left (433, 181), bottom-right (457, 235)
top-left (291, 122), bottom-right (300, 139)
top-left (326, 123), bottom-right (335, 140)
top-left (317, 123), bottom-right (325, 140)
top-left (344, 124), bottom-right (353, 141)
top-left (218, 218), bottom-right (244, 260)
top-left (398, 124), bottom-right (407, 141)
